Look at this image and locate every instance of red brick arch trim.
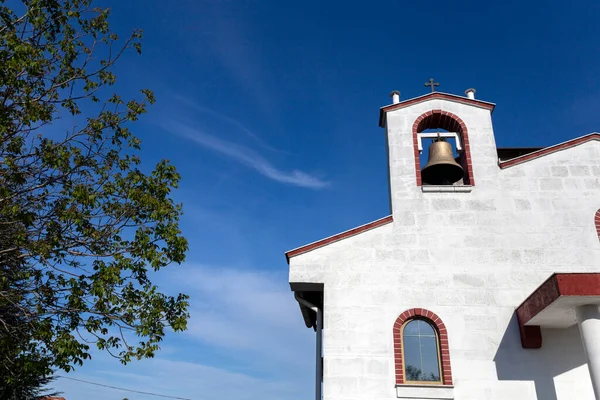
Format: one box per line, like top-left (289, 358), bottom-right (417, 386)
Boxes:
top-left (596, 209), bottom-right (600, 242)
top-left (393, 308), bottom-right (453, 386)
top-left (412, 110), bottom-right (474, 186)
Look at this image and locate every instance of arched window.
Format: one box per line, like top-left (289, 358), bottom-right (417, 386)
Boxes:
top-left (393, 308), bottom-right (453, 386)
top-left (402, 319), bottom-right (442, 383)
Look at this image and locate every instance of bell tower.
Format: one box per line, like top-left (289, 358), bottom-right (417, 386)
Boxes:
top-left (379, 82), bottom-right (500, 216)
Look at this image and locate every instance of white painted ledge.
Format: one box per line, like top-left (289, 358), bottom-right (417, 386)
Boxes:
top-left (396, 384), bottom-right (454, 399)
top-left (421, 185), bottom-right (473, 193)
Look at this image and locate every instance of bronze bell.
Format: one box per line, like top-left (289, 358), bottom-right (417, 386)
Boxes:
top-left (421, 140), bottom-right (464, 185)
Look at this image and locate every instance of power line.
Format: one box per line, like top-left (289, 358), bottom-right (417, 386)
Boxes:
top-left (57, 376), bottom-right (193, 400)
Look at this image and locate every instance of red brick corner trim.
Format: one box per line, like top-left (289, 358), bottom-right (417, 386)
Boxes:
top-left (411, 110), bottom-right (474, 186)
top-left (285, 215), bottom-right (393, 263)
top-left (516, 273), bottom-right (600, 349)
top-left (499, 133), bottom-right (600, 169)
top-left (393, 308), bottom-right (453, 386)
top-left (595, 209), bottom-right (600, 242)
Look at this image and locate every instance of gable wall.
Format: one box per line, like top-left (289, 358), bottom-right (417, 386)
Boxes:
top-left (288, 99), bottom-right (600, 400)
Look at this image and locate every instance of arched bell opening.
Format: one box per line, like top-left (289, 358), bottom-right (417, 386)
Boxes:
top-left (412, 110), bottom-right (474, 186)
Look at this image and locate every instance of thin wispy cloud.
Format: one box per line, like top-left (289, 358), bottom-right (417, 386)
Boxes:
top-left (58, 356), bottom-right (307, 400)
top-left (177, 265), bottom-right (313, 369)
top-left (204, 4), bottom-right (275, 118)
top-left (164, 120), bottom-right (329, 189)
top-left (172, 95), bottom-right (284, 154)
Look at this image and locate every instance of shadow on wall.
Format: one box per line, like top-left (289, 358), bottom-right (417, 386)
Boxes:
top-left (494, 314), bottom-right (589, 400)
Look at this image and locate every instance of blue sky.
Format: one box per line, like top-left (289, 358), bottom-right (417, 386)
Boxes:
top-left (53, 1), bottom-right (600, 399)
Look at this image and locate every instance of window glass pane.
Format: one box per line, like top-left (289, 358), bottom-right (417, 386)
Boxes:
top-left (420, 335), bottom-right (441, 381)
top-left (417, 320), bottom-right (435, 336)
top-left (402, 318), bottom-right (442, 383)
top-left (403, 336), bottom-right (422, 381)
top-left (404, 320), bottom-right (419, 336)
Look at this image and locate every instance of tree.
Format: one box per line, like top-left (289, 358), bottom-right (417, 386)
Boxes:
top-left (0, 363), bottom-right (59, 400)
top-left (0, 0), bottom-right (189, 389)
top-left (0, 228), bottom-right (54, 398)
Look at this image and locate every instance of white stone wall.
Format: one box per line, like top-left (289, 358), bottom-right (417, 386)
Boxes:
top-left (288, 98), bottom-right (600, 400)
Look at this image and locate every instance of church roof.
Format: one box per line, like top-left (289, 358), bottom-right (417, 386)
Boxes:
top-left (285, 215), bottom-right (393, 263)
top-left (378, 92), bottom-right (496, 127)
top-left (499, 132), bottom-right (600, 169)
top-left (497, 147), bottom-right (544, 161)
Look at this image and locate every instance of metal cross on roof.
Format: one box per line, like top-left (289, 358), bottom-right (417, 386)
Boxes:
top-left (424, 78), bottom-right (440, 93)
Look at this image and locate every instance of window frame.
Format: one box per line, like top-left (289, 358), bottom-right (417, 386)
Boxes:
top-left (393, 308), bottom-right (453, 386)
top-left (400, 318), bottom-right (443, 385)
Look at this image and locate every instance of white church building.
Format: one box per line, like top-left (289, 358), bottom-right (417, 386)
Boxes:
top-left (286, 85), bottom-right (600, 400)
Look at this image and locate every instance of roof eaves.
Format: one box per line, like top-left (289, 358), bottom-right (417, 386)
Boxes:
top-left (499, 133), bottom-right (600, 169)
top-left (378, 92), bottom-right (496, 127)
top-left (285, 215), bottom-right (393, 263)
